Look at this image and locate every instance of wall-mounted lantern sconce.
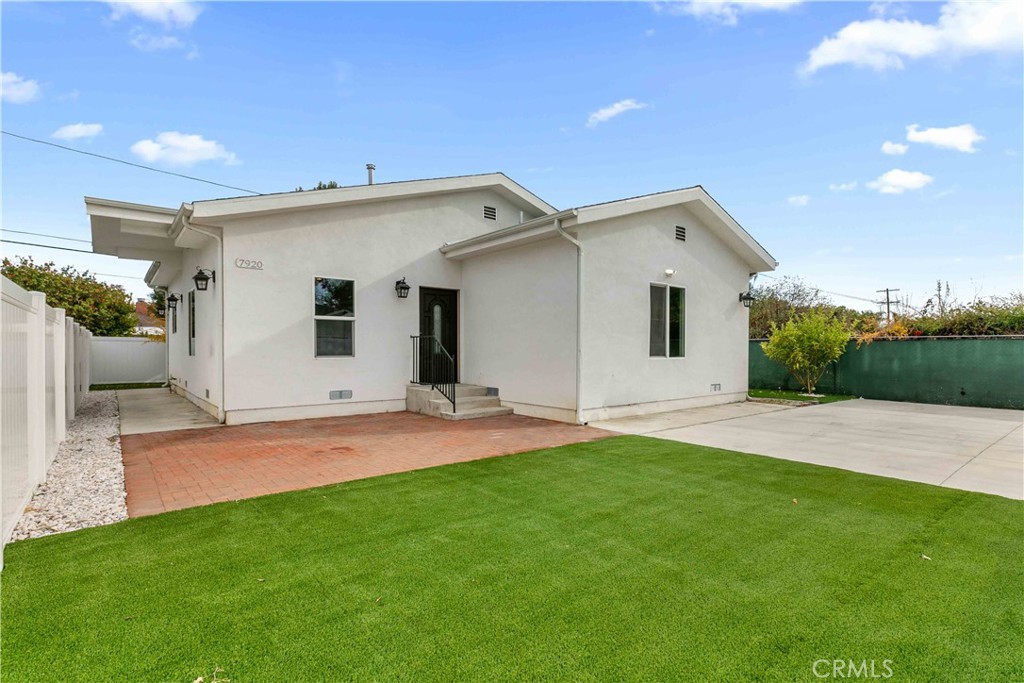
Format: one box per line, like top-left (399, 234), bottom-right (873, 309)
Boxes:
top-left (395, 277), bottom-right (411, 299)
top-left (739, 291), bottom-right (756, 308)
top-left (193, 268), bottom-right (216, 291)
top-left (664, 269), bottom-right (677, 278)
top-left (166, 293), bottom-right (180, 310)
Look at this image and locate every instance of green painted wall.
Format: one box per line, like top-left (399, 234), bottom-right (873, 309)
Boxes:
top-left (750, 337), bottom-right (1024, 409)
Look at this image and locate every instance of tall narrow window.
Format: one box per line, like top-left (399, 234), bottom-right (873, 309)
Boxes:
top-left (314, 277), bottom-right (355, 357)
top-left (171, 306), bottom-right (177, 334)
top-left (669, 287), bottom-right (685, 357)
top-left (649, 285), bottom-right (666, 356)
top-left (649, 284), bottom-right (685, 358)
top-left (188, 290), bottom-right (196, 356)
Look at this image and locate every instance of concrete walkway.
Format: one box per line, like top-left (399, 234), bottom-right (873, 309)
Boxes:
top-left (596, 399), bottom-right (1023, 500)
top-left (117, 388), bottom-right (221, 435)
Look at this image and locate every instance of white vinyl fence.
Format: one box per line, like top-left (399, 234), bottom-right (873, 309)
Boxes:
top-left (91, 337), bottom-right (167, 385)
top-left (1, 276), bottom-right (91, 568)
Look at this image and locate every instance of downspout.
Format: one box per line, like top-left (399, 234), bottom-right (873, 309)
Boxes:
top-left (187, 223), bottom-right (227, 424)
top-left (554, 215), bottom-right (585, 425)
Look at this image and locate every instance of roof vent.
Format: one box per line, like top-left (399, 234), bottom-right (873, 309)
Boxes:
top-left (675, 225), bottom-right (686, 241)
top-left (483, 206), bottom-right (497, 220)
top-left (366, 163), bottom-right (375, 185)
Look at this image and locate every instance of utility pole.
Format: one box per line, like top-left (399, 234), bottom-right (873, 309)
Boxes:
top-left (876, 288), bottom-right (901, 324)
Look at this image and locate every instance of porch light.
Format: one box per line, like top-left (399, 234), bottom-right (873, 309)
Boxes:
top-left (739, 291), bottom-right (755, 308)
top-left (166, 293), bottom-right (179, 310)
top-left (193, 268), bottom-right (215, 291)
top-left (395, 277), bottom-right (411, 299)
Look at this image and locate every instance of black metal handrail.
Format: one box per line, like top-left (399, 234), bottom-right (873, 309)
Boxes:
top-left (411, 335), bottom-right (456, 413)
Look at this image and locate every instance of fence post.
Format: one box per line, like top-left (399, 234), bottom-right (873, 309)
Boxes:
top-left (53, 308), bottom-right (67, 443)
top-left (27, 292), bottom-right (47, 487)
top-left (65, 317), bottom-right (77, 423)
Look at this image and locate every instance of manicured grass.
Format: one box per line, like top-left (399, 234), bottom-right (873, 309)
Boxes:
top-left (749, 388), bottom-right (858, 404)
top-left (89, 382), bottom-right (165, 391)
top-left (2, 437), bottom-right (1021, 682)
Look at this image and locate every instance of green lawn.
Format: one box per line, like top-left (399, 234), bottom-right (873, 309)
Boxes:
top-left (2, 436), bottom-right (1021, 682)
top-left (89, 382), bottom-right (166, 391)
top-left (749, 388), bottom-right (858, 404)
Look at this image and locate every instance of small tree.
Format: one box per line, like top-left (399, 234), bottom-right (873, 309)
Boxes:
top-left (761, 310), bottom-right (850, 394)
top-left (1, 256), bottom-right (137, 336)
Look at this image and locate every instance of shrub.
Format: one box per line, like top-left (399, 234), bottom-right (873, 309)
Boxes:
top-left (761, 311), bottom-right (850, 394)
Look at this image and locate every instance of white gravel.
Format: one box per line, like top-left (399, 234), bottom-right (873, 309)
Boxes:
top-left (11, 391), bottom-right (128, 541)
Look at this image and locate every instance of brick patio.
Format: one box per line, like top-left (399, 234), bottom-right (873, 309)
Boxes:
top-left (119, 411), bottom-right (609, 517)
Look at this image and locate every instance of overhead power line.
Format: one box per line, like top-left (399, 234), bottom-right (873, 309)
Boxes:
top-left (2, 238), bottom-right (95, 255)
top-left (757, 273), bottom-right (878, 305)
top-left (0, 228), bottom-right (91, 244)
top-left (2, 130), bottom-right (262, 195)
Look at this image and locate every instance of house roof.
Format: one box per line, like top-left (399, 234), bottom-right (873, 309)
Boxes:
top-left (440, 185), bottom-right (777, 273)
top-left (188, 172), bottom-right (557, 222)
top-left (86, 173), bottom-right (558, 285)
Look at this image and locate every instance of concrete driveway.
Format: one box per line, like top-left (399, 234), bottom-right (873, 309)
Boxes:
top-left (117, 388), bottom-right (221, 435)
top-left (594, 400), bottom-right (1023, 500)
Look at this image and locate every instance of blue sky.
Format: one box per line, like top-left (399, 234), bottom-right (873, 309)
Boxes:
top-left (2, 1), bottom-right (1021, 309)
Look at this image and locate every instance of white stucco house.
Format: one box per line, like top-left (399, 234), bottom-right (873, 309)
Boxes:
top-left (86, 171), bottom-right (776, 425)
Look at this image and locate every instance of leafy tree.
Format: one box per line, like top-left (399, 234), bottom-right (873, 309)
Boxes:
top-left (295, 180), bottom-right (341, 192)
top-left (1, 256), bottom-right (137, 336)
top-left (761, 310), bottom-right (851, 394)
top-left (748, 276), bottom-right (831, 338)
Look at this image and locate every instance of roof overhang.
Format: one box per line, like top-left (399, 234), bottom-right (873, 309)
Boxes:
top-left (86, 197), bottom-right (209, 287)
top-left (190, 173), bottom-right (557, 222)
top-left (441, 186), bottom-right (778, 273)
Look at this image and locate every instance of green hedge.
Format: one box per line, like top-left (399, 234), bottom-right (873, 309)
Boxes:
top-left (750, 337), bottom-right (1024, 410)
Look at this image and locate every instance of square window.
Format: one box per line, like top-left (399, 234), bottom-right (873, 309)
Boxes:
top-left (315, 319), bottom-right (354, 357)
top-left (314, 277), bottom-right (354, 317)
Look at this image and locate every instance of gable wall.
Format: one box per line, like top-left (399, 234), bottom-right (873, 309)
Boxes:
top-left (578, 204), bottom-right (752, 421)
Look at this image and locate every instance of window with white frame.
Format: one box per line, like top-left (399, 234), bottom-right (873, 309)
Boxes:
top-left (314, 276), bottom-right (355, 357)
top-left (188, 290), bottom-right (196, 356)
top-left (649, 284), bottom-right (685, 357)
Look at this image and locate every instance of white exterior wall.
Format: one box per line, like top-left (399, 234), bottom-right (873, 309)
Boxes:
top-left (578, 205), bottom-right (751, 422)
top-left (165, 235), bottom-right (222, 417)
top-left (461, 236), bottom-right (578, 421)
top-left (213, 190), bottom-right (536, 424)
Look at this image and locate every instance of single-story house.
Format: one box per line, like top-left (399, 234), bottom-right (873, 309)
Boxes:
top-left (86, 171), bottom-right (776, 425)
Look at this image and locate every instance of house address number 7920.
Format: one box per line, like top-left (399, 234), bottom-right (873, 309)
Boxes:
top-left (234, 258), bottom-right (263, 270)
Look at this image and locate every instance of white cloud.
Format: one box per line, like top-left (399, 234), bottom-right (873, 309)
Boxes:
top-left (130, 33), bottom-right (185, 51)
top-left (881, 140), bottom-right (908, 155)
top-left (867, 168), bottom-right (934, 194)
top-left (868, 2), bottom-right (909, 19)
top-left (906, 123), bottom-right (984, 153)
top-left (52, 123), bottom-right (104, 141)
top-left (787, 194), bottom-right (810, 207)
top-left (645, 28), bottom-right (656, 37)
top-left (1, 72), bottom-right (41, 104)
top-left (586, 99), bottom-right (649, 128)
top-left (130, 131), bottom-right (238, 166)
top-left (654, 1), bottom-right (803, 27)
top-left (108, 1), bottom-right (201, 28)
top-left (828, 181), bottom-right (858, 191)
top-left (800, 1), bottom-right (1023, 75)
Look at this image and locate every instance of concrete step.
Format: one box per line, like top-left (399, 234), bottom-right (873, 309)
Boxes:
top-left (429, 395), bottom-right (502, 412)
top-left (454, 384), bottom-right (492, 398)
top-left (438, 406), bottom-right (514, 421)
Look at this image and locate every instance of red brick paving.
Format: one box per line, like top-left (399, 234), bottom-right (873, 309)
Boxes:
top-left (119, 411), bottom-right (609, 517)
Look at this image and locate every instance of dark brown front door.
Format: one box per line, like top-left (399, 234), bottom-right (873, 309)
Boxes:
top-left (419, 287), bottom-right (458, 384)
